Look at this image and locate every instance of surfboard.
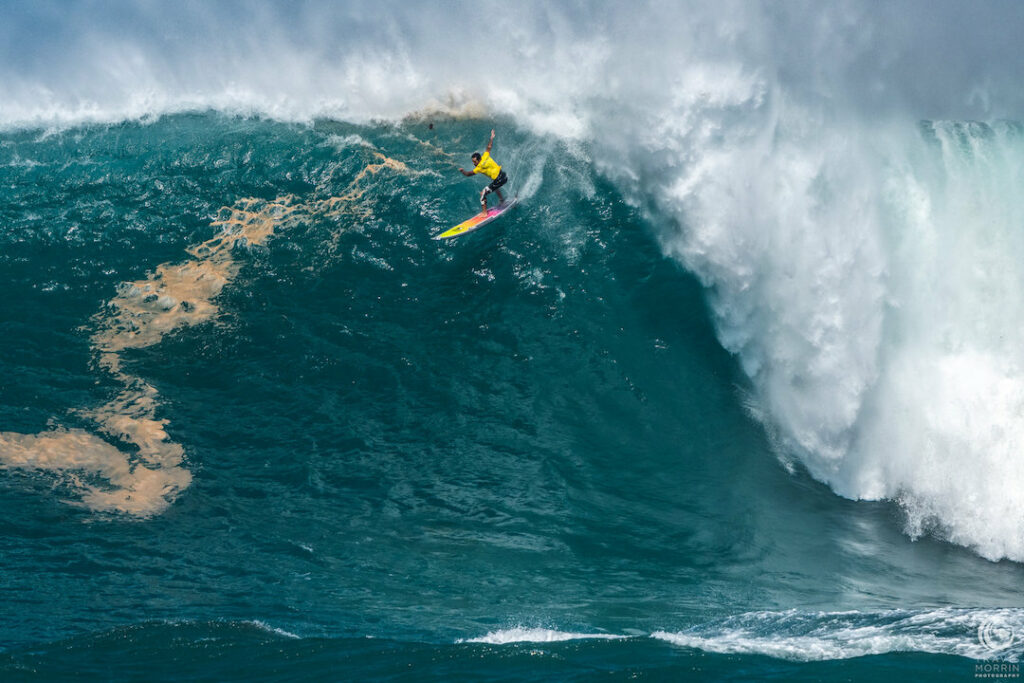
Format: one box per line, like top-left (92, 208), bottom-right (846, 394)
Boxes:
top-left (434, 197), bottom-right (518, 240)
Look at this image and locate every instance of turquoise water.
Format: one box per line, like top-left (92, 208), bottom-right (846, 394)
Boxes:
top-left (1, 114), bottom-right (1023, 680)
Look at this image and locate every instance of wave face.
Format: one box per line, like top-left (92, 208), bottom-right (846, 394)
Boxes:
top-left (5, 1), bottom-right (1024, 560)
top-left (2, 110), bottom-right (1024, 680)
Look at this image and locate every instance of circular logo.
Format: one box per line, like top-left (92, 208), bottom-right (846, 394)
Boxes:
top-left (979, 619), bottom-right (1015, 651)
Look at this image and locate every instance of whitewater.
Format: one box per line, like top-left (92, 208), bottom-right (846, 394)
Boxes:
top-left (3, 1), bottom-right (1024, 679)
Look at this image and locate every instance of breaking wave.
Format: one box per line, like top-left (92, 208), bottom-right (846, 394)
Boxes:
top-left (4, 0), bottom-right (1024, 558)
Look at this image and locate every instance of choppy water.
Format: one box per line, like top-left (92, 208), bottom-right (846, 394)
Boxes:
top-left (5, 2), bottom-right (1024, 680)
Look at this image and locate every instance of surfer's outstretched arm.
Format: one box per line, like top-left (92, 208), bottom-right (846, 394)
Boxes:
top-left (485, 129), bottom-right (495, 153)
top-left (458, 167), bottom-right (475, 176)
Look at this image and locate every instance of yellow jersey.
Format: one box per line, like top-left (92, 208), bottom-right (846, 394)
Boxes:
top-left (473, 151), bottom-right (502, 180)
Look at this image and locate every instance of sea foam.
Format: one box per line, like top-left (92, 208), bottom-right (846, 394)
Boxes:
top-left (459, 627), bottom-right (627, 644)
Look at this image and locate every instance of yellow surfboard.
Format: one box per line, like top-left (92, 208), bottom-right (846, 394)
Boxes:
top-left (434, 197), bottom-right (518, 240)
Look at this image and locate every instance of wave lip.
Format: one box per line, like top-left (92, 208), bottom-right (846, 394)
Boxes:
top-left (653, 608), bottom-right (1024, 662)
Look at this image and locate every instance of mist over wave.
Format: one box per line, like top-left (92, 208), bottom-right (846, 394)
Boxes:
top-left (6, 1), bottom-right (1024, 130)
top-left (6, 0), bottom-right (1024, 560)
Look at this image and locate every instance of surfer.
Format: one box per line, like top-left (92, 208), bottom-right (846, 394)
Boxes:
top-left (459, 129), bottom-right (508, 210)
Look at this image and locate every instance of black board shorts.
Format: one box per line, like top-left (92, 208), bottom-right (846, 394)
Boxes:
top-left (484, 170), bottom-right (508, 194)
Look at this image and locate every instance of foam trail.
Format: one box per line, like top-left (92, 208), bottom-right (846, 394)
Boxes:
top-left (0, 429), bottom-right (189, 515)
top-left (0, 151), bottom-right (415, 515)
top-left (90, 197), bottom-right (299, 375)
top-left (0, 198), bottom-right (298, 514)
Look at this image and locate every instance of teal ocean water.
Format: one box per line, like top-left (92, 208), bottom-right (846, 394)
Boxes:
top-left (4, 2), bottom-right (1024, 681)
top-left (0, 113), bottom-right (1020, 682)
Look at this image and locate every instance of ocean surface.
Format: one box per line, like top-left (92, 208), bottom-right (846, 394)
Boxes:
top-left (3, 2), bottom-right (1024, 681)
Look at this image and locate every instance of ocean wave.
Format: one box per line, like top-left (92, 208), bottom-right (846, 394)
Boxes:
top-left (5, 0), bottom-right (1024, 559)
